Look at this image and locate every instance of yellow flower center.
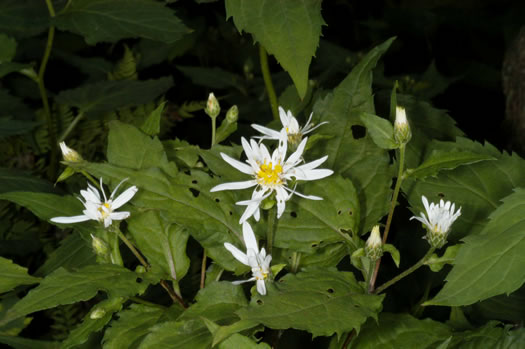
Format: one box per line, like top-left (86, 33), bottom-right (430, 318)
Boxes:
top-left (256, 270), bottom-right (269, 281)
top-left (257, 161), bottom-right (283, 186)
top-left (97, 202), bottom-right (111, 219)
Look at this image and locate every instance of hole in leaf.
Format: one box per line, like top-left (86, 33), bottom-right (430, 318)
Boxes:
top-left (279, 279), bottom-right (285, 283)
top-left (189, 188), bottom-right (200, 198)
top-left (137, 278), bottom-right (143, 284)
top-left (183, 170), bottom-right (191, 176)
top-left (351, 125), bottom-right (366, 139)
top-left (337, 210), bottom-right (342, 215)
top-left (438, 193), bottom-right (445, 198)
top-left (229, 211), bottom-right (233, 216)
top-left (348, 209), bottom-right (353, 216)
top-left (192, 180), bottom-right (198, 184)
top-left (327, 288), bottom-right (334, 294)
top-left (215, 198), bottom-right (220, 203)
top-left (311, 243), bottom-right (318, 248)
top-left (290, 211), bottom-right (297, 218)
top-left (256, 299), bottom-right (263, 305)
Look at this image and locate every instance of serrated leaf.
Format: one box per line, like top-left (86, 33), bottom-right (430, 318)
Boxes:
top-left (447, 322), bottom-right (505, 349)
top-left (102, 304), bottom-right (165, 349)
top-left (61, 297), bottom-right (124, 349)
top-left (404, 138), bottom-right (525, 239)
top-left (310, 38), bottom-right (396, 233)
top-left (54, 0), bottom-right (190, 44)
top-left (349, 313), bottom-right (451, 348)
top-left (225, 0), bottom-right (325, 98)
top-left (406, 149), bottom-right (495, 179)
top-left (469, 286), bottom-right (525, 323)
top-left (219, 333), bottom-right (271, 349)
top-left (236, 267), bottom-right (383, 338)
top-left (1, 264), bottom-right (149, 324)
top-left (426, 188), bottom-right (525, 306)
top-left (0, 0), bottom-right (49, 39)
top-left (138, 319), bottom-right (211, 349)
top-left (55, 77), bottom-right (173, 117)
top-left (0, 257), bottom-right (40, 293)
top-left (127, 211), bottom-right (190, 281)
top-left (359, 113), bottom-right (397, 149)
top-left (275, 175), bottom-right (360, 253)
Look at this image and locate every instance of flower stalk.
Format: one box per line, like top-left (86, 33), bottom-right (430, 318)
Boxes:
top-left (259, 45), bottom-right (279, 120)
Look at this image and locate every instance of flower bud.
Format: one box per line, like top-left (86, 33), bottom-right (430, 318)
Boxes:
top-left (90, 307), bottom-right (106, 319)
top-left (365, 225), bottom-right (383, 261)
top-left (91, 234), bottom-right (109, 256)
top-left (59, 141), bottom-right (83, 162)
top-left (205, 93), bottom-right (220, 118)
top-left (394, 106), bottom-right (411, 145)
top-left (226, 105), bottom-right (239, 123)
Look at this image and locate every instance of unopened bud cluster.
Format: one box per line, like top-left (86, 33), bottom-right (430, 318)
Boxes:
top-left (394, 106), bottom-right (411, 145)
top-left (365, 225), bottom-right (383, 261)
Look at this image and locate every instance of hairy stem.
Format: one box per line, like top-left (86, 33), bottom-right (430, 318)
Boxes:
top-left (369, 145), bottom-right (406, 292)
top-left (374, 247), bottom-right (436, 295)
top-left (259, 45), bottom-right (279, 120)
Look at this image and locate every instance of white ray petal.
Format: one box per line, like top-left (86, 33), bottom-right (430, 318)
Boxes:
top-left (220, 153), bottom-right (253, 175)
top-left (224, 243), bottom-right (249, 265)
top-left (210, 180), bottom-right (257, 192)
top-left (256, 279), bottom-right (267, 295)
top-left (109, 211), bottom-right (130, 221)
top-left (112, 186), bottom-right (138, 209)
top-left (251, 124), bottom-right (281, 139)
top-left (242, 222), bottom-right (259, 252)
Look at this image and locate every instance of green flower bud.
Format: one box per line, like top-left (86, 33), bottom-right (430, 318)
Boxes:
top-left (205, 93), bottom-right (220, 118)
top-left (91, 234), bottom-right (109, 256)
top-left (226, 105), bottom-right (239, 123)
top-left (59, 141), bottom-right (83, 162)
top-left (365, 225), bottom-right (383, 261)
top-left (394, 106), bottom-right (411, 145)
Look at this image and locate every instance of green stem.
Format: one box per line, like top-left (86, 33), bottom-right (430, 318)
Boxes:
top-left (374, 247), bottom-right (436, 294)
top-left (81, 170), bottom-right (100, 188)
top-left (290, 252), bottom-right (302, 273)
top-left (115, 227), bottom-right (149, 269)
top-left (211, 116), bottom-right (217, 147)
top-left (259, 45), bottom-right (279, 120)
top-left (369, 145), bottom-right (406, 292)
top-left (266, 206), bottom-right (277, 255)
top-left (58, 112), bottom-right (84, 143)
top-left (200, 249), bottom-right (207, 289)
top-left (40, 0), bottom-right (57, 180)
top-left (106, 229), bottom-right (123, 266)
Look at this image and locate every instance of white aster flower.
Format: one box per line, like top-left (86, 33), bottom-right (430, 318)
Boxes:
top-left (51, 177), bottom-right (138, 228)
top-left (59, 141), bottom-right (82, 162)
top-left (252, 106), bottom-right (327, 144)
top-left (224, 222), bottom-right (272, 295)
top-left (410, 195), bottom-right (461, 248)
top-left (210, 130), bottom-right (333, 223)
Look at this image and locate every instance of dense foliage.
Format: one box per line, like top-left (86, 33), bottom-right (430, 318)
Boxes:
top-left (1, 0), bottom-right (525, 348)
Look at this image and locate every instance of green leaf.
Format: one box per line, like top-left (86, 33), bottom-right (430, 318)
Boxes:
top-left (348, 313), bottom-right (451, 349)
top-left (102, 305), bottom-right (165, 349)
top-left (177, 65), bottom-right (245, 91)
top-left (359, 113), bottom-right (397, 149)
top-left (0, 257), bottom-right (40, 293)
top-left (140, 102), bottom-right (165, 136)
top-left (403, 138), bottom-right (525, 239)
top-left (107, 120), bottom-right (177, 176)
top-left (236, 267), bottom-right (383, 338)
top-left (225, 0), bottom-right (325, 98)
top-left (1, 264), bottom-right (149, 324)
top-left (275, 175), bottom-right (360, 253)
top-left (219, 333), bottom-right (271, 349)
top-left (425, 245), bottom-right (460, 273)
top-left (215, 117), bottom-right (238, 145)
top-left (446, 322), bottom-right (506, 348)
top-left (0, 0), bottom-right (49, 39)
top-left (34, 233), bottom-right (96, 277)
top-left (61, 297), bottom-right (124, 349)
top-left (0, 34), bottom-right (16, 62)
top-left (469, 287), bottom-right (525, 323)
top-left (55, 77), bottom-right (173, 117)
top-left (138, 319), bottom-right (211, 349)
top-left (54, 0), bottom-right (190, 45)
top-left (0, 88), bottom-right (33, 119)
top-left (426, 188), bottom-right (525, 306)
top-left (127, 211), bottom-right (190, 281)
top-left (311, 38), bottom-right (396, 233)
top-left (406, 148), bottom-right (496, 179)
top-left (0, 335), bottom-right (58, 349)
top-left (0, 168), bottom-right (56, 194)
